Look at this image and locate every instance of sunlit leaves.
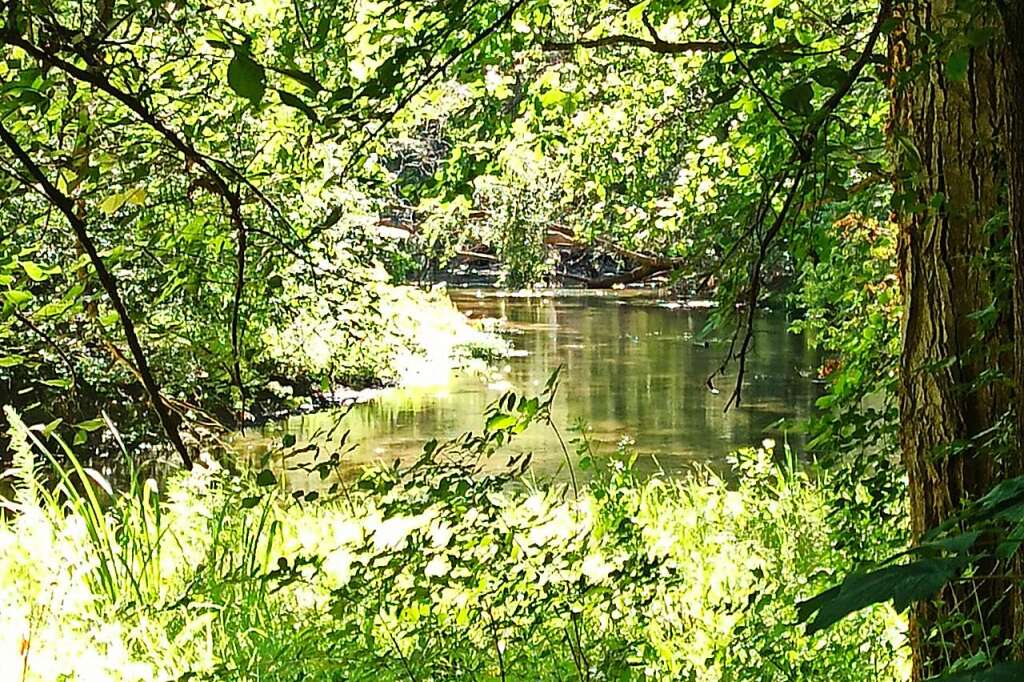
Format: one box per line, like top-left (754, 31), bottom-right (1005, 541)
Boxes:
top-left (485, 412), bottom-right (517, 431)
top-left (19, 261), bottom-right (45, 281)
top-left (3, 290), bottom-right (33, 306)
top-left (99, 187), bottom-right (147, 215)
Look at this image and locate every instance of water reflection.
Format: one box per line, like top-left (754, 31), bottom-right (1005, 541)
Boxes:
top-left (236, 289), bottom-right (821, 485)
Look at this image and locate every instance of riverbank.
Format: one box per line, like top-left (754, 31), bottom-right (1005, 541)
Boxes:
top-left (249, 282), bottom-right (509, 421)
top-left (0, 282), bottom-right (508, 480)
top-left (0, 404), bottom-right (906, 681)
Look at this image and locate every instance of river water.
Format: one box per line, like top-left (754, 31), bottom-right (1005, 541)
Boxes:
top-left (235, 289), bottom-right (822, 483)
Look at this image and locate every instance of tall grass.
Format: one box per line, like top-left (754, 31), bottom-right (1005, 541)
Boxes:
top-left (1, 402), bottom-right (908, 681)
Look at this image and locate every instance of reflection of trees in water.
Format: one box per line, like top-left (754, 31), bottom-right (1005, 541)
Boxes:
top-left (255, 292), bottom-right (820, 482)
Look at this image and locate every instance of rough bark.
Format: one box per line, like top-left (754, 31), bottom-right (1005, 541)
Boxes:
top-left (1000, 0), bottom-right (1024, 468)
top-left (890, 1), bottom-right (1016, 677)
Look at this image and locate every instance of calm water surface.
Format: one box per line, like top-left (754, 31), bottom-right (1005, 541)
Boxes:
top-left (236, 289), bottom-right (821, 484)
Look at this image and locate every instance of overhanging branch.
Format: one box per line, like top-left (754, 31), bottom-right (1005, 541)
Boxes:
top-left (0, 120), bottom-right (194, 470)
top-left (542, 35), bottom-right (739, 54)
top-left (5, 31), bottom-right (252, 415)
top-left (711, 0), bottom-right (892, 409)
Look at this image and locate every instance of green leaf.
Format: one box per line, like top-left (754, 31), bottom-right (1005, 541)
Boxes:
top-left (20, 261), bottom-right (45, 281)
top-left (997, 520), bottom-right (1024, 559)
top-left (936, 664), bottom-right (1024, 681)
top-left (926, 531), bottom-right (979, 554)
top-left (485, 413), bottom-right (517, 432)
top-left (282, 433), bottom-right (296, 447)
top-left (538, 88), bottom-right (567, 108)
top-left (123, 187), bottom-right (146, 206)
top-left (277, 67), bottom-right (324, 93)
top-left (809, 65), bottom-right (848, 90)
top-left (3, 290), bottom-right (32, 305)
top-left (626, 0), bottom-right (651, 24)
top-left (42, 417), bottom-right (62, 437)
top-left (256, 469), bottom-right (277, 487)
top-left (780, 81), bottom-right (814, 115)
top-left (521, 397), bottom-right (539, 418)
top-left (0, 355), bottom-right (25, 367)
top-left (277, 90), bottom-right (319, 123)
top-left (228, 51), bottom-right (266, 105)
top-left (947, 50), bottom-right (970, 82)
top-left (75, 418), bottom-right (106, 432)
top-left (241, 496), bottom-right (262, 509)
top-left (798, 558), bottom-right (959, 634)
top-left (100, 192), bottom-right (127, 215)
top-left (314, 15), bottom-right (331, 46)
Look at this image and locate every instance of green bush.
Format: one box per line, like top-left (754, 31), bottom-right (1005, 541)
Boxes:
top-left (1, 399), bottom-right (907, 681)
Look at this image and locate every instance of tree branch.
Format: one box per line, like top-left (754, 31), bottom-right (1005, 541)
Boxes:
top-left (541, 35), bottom-right (739, 54)
top-left (5, 32), bottom-right (251, 414)
top-left (712, 0), bottom-right (892, 409)
top-left (0, 120), bottom-right (193, 469)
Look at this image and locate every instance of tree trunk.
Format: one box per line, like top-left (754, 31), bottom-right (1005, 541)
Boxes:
top-left (1001, 0), bottom-right (1024, 466)
top-left (890, 0), bottom-right (1017, 677)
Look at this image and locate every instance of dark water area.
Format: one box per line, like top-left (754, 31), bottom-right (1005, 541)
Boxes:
top-left (235, 289), bottom-right (823, 487)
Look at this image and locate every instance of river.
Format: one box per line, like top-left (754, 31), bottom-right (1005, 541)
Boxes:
top-left (234, 289), bottom-right (822, 485)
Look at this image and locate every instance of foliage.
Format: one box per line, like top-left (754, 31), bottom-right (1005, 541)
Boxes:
top-left (393, 0), bottom-right (892, 294)
top-left (788, 212), bottom-right (906, 554)
top-left (0, 0), bottom-right (900, 451)
top-left (797, 468), bottom-right (1024, 678)
top-left (7, 0), bottom-right (1020, 677)
top-left (259, 279), bottom-right (505, 394)
top-left (1, 394), bottom-right (907, 681)
top-left (0, 0), bottom-right (523, 455)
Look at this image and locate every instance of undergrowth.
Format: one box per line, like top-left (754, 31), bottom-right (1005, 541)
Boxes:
top-left (1, 382), bottom-right (906, 681)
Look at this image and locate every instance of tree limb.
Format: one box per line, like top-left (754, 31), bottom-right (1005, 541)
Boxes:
top-left (5, 32), bottom-right (251, 414)
top-left (542, 35), bottom-right (739, 54)
top-left (713, 0), bottom-right (892, 409)
top-left (0, 120), bottom-right (194, 469)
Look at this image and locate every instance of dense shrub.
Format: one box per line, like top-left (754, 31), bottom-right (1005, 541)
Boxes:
top-left (1, 399), bottom-right (907, 681)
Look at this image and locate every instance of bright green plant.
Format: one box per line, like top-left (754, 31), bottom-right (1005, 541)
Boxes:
top-left (3, 384), bottom-right (907, 681)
